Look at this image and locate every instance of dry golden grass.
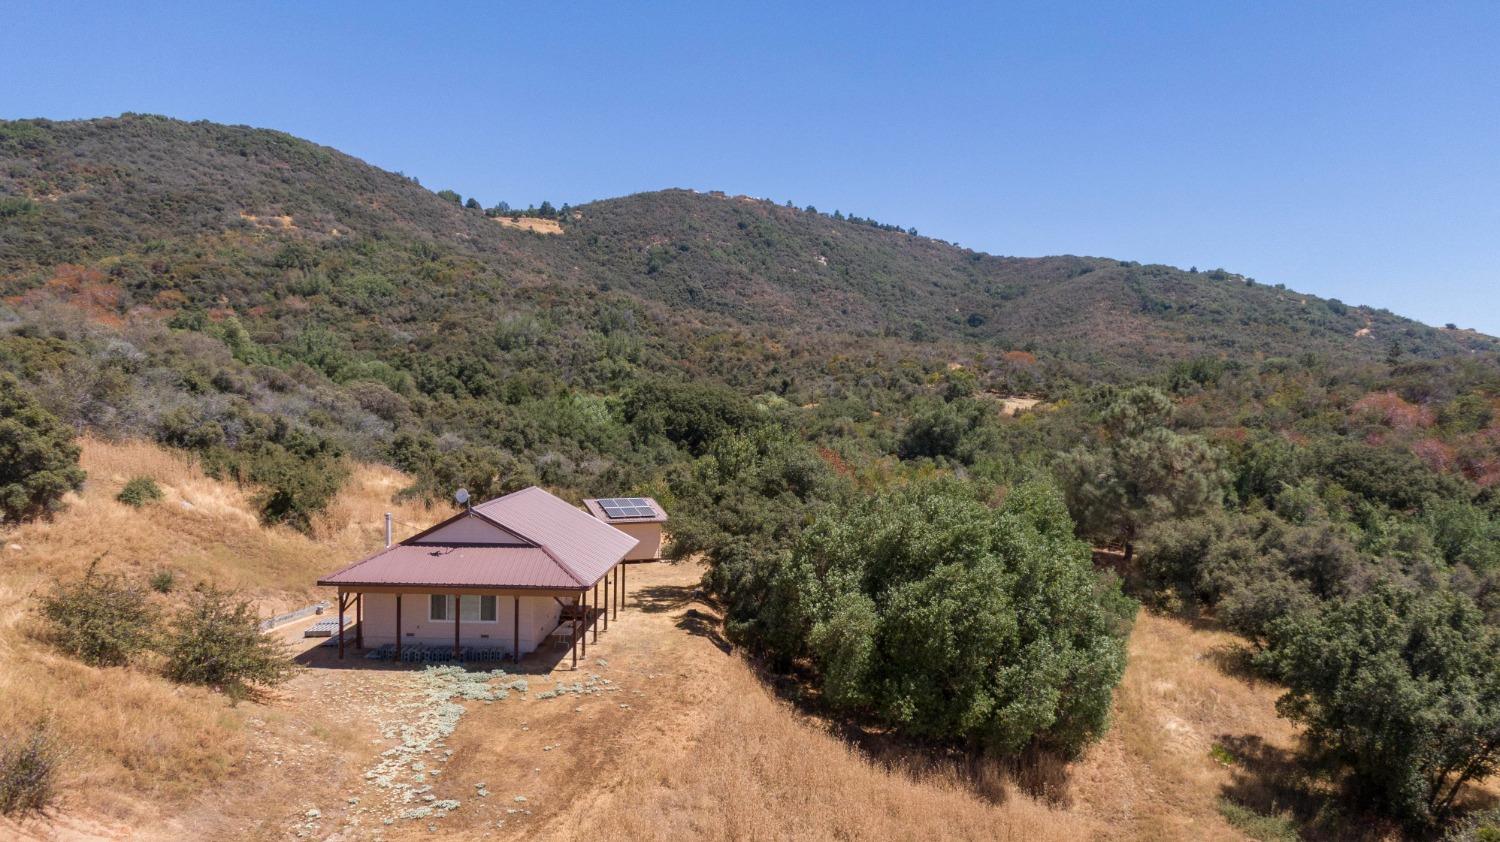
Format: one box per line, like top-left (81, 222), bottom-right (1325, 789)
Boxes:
top-left (1067, 611), bottom-right (1302, 840)
top-left (582, 656), bottom-right (1094, 841)
top-left (0, 438), bottom-right (440, 831)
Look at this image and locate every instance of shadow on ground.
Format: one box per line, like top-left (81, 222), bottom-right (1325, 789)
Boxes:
top-left (638, 580), bottom-right (1077, 808)
top-left (633, 580), bottom-right (735, 654)
top-left (292, 625), bottom-right (575, 674)
top-left (1214, 733), bottom-right (1410, 841)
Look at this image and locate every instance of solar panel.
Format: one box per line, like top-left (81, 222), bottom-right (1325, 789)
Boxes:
top-left (598, 497), bottom-right (656, 519)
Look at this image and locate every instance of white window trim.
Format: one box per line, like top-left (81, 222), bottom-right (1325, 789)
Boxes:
top-left (428, 594), bottom-right (499, 624)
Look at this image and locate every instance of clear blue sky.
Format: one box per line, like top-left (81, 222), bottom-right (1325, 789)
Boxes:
top-left (6, 2), bottom-right (1498, 333)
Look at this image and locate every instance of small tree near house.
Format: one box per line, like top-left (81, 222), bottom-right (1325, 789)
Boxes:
top-left (163, 586), bottom-right (294, 699)
top-left (37, 562), bottom-right (157, 667)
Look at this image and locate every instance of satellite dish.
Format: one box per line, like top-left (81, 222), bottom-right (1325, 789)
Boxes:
top-left (455, 488), bottom-right (471, 506)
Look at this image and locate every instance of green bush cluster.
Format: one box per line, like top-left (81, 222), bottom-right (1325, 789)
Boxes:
top-left (37, 563), bottom-right (157, 667)
top-left (116, 475), bottom-right (162, 507)
top-left (0, 372), bottom-right (85, 524)
top-left (37, 568), bottom-right (293, 699)
top-left (162, 586), bottom-right (295, 699)
top-left (786, 480), bottom-right (1134, 756)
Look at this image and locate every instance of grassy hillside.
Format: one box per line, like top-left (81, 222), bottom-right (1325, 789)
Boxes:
top-left (0, 438), bottom-right (437, 827)
top-left (2, 114), bottom-right (1489, 390)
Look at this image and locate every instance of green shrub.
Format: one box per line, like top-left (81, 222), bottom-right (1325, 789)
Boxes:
top-left (37, 564), bottom-right (157, 667)
top-left (149, 569), bottom-right (177, 594)
top-left (163, 586), bottom-right (294, 698)
top-left (248, 444), bottom-right (348, 533)
top-left (783, 479), bottom-right (1135, 757)
top-left (1263, 584), bottom-right (1500, 825)
top-left (1217, 798), bottom-right (1299, 841)
top-left (0, 372), bottom-right (86, 524)
top-left (1445, 808), bottom-right (1500, 842)
top-left (0, 723), bottom-right (59, 817)
top-left (116, 476), bottom-right (163, 507)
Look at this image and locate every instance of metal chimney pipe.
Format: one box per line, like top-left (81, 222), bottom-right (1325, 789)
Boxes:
top-left (384, 512), bottom-right (393, 548)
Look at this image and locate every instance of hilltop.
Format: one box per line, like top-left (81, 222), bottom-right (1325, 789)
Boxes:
top-left (2, 114), bottom-right (1490, 394)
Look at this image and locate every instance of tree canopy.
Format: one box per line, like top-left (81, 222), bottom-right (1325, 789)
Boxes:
top-left (0, 372), bottom-right (85, 524)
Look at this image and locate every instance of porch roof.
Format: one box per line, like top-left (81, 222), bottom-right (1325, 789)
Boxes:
top-left (317, 544), bottom-right (576, 590)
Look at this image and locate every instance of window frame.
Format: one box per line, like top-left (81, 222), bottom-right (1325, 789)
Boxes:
top-left (428, 594), bottom-right (498, 623)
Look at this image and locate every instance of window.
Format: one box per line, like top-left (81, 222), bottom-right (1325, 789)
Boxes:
top-left (428, 595), bottom-right (497, 623)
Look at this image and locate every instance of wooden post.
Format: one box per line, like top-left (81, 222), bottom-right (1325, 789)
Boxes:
top-left (396, 594), bottom-right (403, 661)
top-left (453, 595), bottom-right (461, 661)
top-left (355, 593), bottom-right (363, 650)
top-left (337, 591), bottom-right (346, 659)
top-left (621, 564), bottom-right (626, 612)
top-left (581, 589), bottom-right (588, 658)
top-left (513, 596), bottom-right (521, 664)
top-left (593, 583), bottom-right (600, 643)
top-left (614, 566), bottom-right (621, 617)
top-left (603, 573), bottom-right (610, 632)
top-left (571, 594), bottom-right (580, 669)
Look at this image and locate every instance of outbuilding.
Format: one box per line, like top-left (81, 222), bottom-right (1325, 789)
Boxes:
top-left (581, 497), bottom-right (668, 561)
top-left (317, 486), bottom-right (652, 668)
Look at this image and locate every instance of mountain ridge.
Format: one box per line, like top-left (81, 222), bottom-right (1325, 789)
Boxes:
top-left (1, 113), bottom-right (1494, 414)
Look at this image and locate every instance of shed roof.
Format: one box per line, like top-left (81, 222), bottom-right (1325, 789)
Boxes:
top-left (582, 496), bottom-right (669, 524)
top-left (318, 486), bottom-right (639, 591)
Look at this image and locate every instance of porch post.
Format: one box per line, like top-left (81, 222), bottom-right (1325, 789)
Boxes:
top-left (513, 596), bottom-right (520, 664)
top-left (614, 566), bottom-right (620, 618)
top-left (593, 583), bottom-right (600, 643)
top-left (355, 593), bottom-right (363, 650)
top-left (453, 595), bottom-right (461, 661)
top-left (581, 588), bottom-right (588, 658)
top-left (337, 591), bottom-right (346, 660)
top-left (603, 573), bottom-right (610, 632)
top-left (395, 594), bottom-right (403, 661)
top-left (621, 564), bottom-right (626, 612)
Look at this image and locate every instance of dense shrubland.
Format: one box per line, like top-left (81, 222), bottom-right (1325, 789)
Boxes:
top-left (3, 115), bottom-right (1500, 831)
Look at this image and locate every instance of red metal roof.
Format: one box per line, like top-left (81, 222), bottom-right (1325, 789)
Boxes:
top-left (318, 486), bottom-right (639, 591)
top-left (318, 545), bottom-right (573, 589)
top-left (582, 496), bottom-right (669, 524)
top-left (476, 487), bottom-right (640, 584)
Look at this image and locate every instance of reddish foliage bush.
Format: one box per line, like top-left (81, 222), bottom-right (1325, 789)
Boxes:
top-left (1352, 391), bottom-right (1434, 431)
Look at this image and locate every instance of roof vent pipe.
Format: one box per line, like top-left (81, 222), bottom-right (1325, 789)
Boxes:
top-left (384, 512), bottom-right (393, 548)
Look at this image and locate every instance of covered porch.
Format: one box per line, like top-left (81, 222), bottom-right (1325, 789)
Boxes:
top-left (330, 560), bottom-right (634, 670)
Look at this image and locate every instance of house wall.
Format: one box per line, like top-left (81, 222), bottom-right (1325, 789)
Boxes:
top-left (615, 522), bottom-right (663, 561)
top-left (358, 592), bottom-right (565, 654)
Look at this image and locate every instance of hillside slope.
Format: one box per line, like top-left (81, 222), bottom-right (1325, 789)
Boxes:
top-left (2, 114), bottom-right (1490, 391)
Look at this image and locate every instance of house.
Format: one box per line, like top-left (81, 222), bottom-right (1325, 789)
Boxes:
top-left (317, 486), bottom-right (657, 668)
top-left (581, 497), bottom-right (668, 561)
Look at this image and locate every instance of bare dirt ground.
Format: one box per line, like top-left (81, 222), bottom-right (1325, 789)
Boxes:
top-left (492, 216), bottom-right (562, 235)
